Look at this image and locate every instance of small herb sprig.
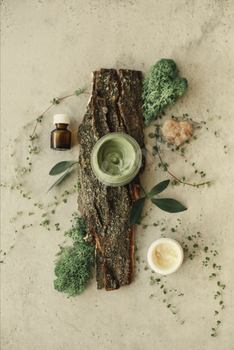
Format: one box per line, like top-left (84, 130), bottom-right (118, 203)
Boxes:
top-left (149, 276), bottom-right (185, 324)
top-left (150, 129), bottom-right (211, 188)
top-left (173, 228), bottom-right (225, 337)
top-left (129, 180), bottom-right (187, 226)
top-left (134, 252), bottom-right (185, 325)
top-left (29, 88), bottom-right (88, 153)
top-left (1, 89), bottom-right (89, 262)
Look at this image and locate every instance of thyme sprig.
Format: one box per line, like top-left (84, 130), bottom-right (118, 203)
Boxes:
top-left (154, 137), bottom-right (210, 188)
top-left (149, 119), bottom-right (211, 187)
top-left (30, 89), bottom-right (89, 151)
top-left (173, 228), bottom-right (225, 337)
top-left (0, 89), bottom-right (90, 263)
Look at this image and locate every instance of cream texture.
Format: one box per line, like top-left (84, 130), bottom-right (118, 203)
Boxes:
top-left (1, 1), bottom-right (234, 349)
top-left (152, 242), bottom-right (179, 271)
top-left (91, 133), bottom-right (142, 186)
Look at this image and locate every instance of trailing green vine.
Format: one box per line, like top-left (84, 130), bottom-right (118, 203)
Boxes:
top-left (0, 84), bottom-right (227, 338)
top-left (148, 120), bottom-right (211, 188)
top-left (0, 89), bottom-right (90, 263)
top-left (135, 242), bottom-right (185, 325)
top-left (174, 227), bottom-right (225, 337)
top-left (148, 276), bottom-right (185, 324)
top-left (135, 219), bottom-right (225, 337)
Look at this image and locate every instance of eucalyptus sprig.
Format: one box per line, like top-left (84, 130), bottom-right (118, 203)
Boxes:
top-left (129, 180), bottom-right (187, 226)
top-left (47, 161), bottom-right (78, 192)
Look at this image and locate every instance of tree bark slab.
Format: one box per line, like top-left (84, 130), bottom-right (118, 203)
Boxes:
top-left (77, 68), bottom-right (145, 291)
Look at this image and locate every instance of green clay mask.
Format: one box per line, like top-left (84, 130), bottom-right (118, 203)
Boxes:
top-left (91, 133), bottom-right (142, 187)
top-left (98, 139), bottom-right (134, 175)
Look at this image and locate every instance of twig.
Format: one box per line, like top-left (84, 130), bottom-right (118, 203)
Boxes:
top-left (175, 229), bottom-right (223, 335)
top-left (30, 91), bottom-right (90, 147)
top-left (155, 138), bottom-right (210, 187)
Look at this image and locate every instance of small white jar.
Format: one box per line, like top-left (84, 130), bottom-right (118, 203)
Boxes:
top-left (147, 238), bottom-right (184, 275)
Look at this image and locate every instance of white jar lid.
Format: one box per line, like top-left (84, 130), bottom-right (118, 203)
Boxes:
top-left (53, 114), bottom-right (70, 125)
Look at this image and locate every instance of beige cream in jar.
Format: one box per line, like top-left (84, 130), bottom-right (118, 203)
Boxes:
top-left (147, 238), bottom-right (184, 275)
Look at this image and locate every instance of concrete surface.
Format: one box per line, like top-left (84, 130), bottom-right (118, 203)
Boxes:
top-left (1, 0), bottom-right (234, 349)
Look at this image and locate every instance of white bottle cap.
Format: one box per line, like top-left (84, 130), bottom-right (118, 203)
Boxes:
top-left (53, 114), bottom-right (70, 125)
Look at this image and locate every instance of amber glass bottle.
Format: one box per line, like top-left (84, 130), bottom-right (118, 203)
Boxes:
top-left (51, 114), bottom-right (71, 151)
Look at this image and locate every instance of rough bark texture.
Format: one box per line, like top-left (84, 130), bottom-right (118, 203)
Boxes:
top-left (77, 68), bottom-right (145, 291)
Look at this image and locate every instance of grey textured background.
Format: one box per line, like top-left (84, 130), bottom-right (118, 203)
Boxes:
top-left (1, 0), bottom-right (234, 349)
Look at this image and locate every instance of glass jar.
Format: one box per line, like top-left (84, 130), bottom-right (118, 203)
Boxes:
top-left (50, 114), bottom-right (71, 151)
top-left (91, 132), bottom-right (142, 187)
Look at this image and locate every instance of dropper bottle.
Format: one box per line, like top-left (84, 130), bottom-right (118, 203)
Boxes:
top-left (50, 114), bottom-right (71, 151)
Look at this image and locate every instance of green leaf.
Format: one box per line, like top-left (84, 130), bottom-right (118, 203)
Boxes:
top-left (50, 98), bottom-right (60, 105)
top-left (147, 180), bottom-right (170, 197)
top-left (129, 197), bottom-right (146, 226)
top-left (49, 161), bottom-right (78, 175)
top-left (151, 198), bottom-right (187, 213)
top-left (47, 168), bottom-right (72, 193)
top-left (75, 88), bottom-right (83, 96)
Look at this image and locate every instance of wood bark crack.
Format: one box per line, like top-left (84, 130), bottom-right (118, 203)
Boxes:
top-left (77, 68), bottom-right (145, 291)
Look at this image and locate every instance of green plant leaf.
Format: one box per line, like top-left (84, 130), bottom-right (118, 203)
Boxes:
top-left (129, 197), bottom-right (146, 226)
top-left (75, 88), bottom-right (84, 96)
top-left (49, 161), bottom-right (78, 175)
top-left (151, 198), bottom-right (187, 213)
top-left (47, 168), bottom-right (72, 193)
top-left (147, 180), bottom-right (170, 197)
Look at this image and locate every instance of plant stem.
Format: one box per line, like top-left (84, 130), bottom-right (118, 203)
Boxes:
top-left (175, 229), bottom-right (223, 334)
top-left (140, 182), bottom-right (147, 196)
top-left (155, 139), bottom-right (210, 187)
top-left (30, 90), bottom-right (90, 147)
top-left (50, 188), bottom-right (74, 212)
top-left (58, 91), bottom-right (89, 101)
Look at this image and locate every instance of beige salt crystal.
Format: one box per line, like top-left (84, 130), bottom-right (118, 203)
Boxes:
top-left (162, 119), bottom-right (193, 146)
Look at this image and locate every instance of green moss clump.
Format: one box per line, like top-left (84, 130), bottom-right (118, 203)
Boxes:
top-left (54, 215), bottom-right (95, 297)
top-left (142, 59), bottom-right (188, 126)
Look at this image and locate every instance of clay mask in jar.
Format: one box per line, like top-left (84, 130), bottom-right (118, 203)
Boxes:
top-left (91, 132), bottom-right (142, 187)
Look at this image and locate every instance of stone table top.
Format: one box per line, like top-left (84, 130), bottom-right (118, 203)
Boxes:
top-left (1, 1), bottom-right (234, 349)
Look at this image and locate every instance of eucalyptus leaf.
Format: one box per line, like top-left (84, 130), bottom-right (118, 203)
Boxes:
top-left (151, 198), bottom-right (187, 213)
top-left (49, 161), bottom-right (78, 176)
top-left (147, 180), bottom-right (170, 197)
top-left (129, 197), bottom-right (146, 226)
top-left (47, 168), bottom-right (72, 193)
